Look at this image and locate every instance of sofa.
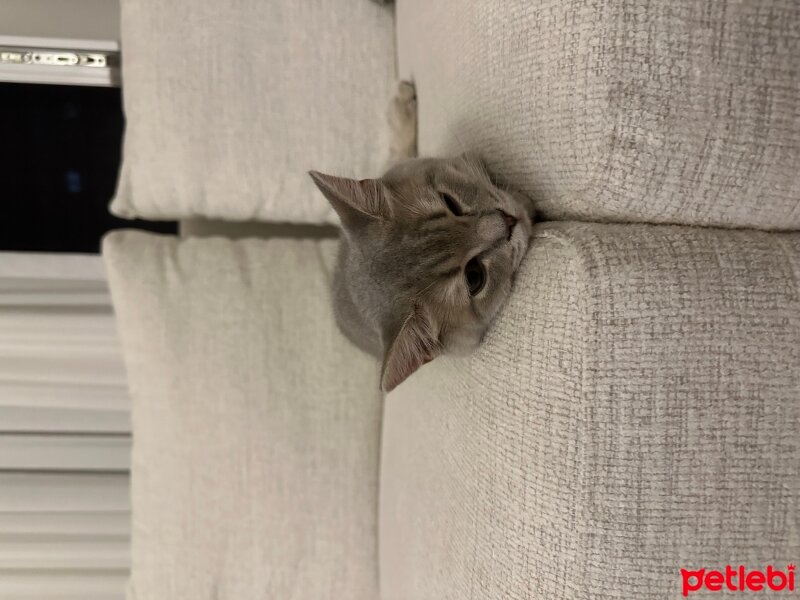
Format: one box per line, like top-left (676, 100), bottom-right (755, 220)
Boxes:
top-left (105, 1), bottom-right (800, 599)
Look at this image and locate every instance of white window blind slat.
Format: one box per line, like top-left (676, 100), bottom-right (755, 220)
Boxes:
top-left (0, 434), bottom-right (130, 471)
top-left (0, 572), bottom-right (126, 598)
top-left (0, 511), bottom-right (130, 537)
top-left (0, 407), bottom-right (130, 433)
top-left (0, 252), bottom-right (107, 281)
top-left (0, 279), bottom-right (111, 305)
top-left (0, 539), bottom-right (130, 570)
top-left (0, 310), bottom-right (118, 341)
top-left (0, 353), bottom-right (126, 386)
top-left (0, 382), bottom-right (129, 411)
top-left (0, 473), bottom-right (130, 512)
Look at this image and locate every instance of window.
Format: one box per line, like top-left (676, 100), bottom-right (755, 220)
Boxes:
top-left (0, 81), bottom-right (176, 253)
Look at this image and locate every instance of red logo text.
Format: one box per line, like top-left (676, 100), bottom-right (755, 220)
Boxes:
top-left (681, 565), bottom-right (795, 596)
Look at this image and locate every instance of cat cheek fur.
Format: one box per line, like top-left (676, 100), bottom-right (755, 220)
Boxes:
top-left (440, 324), bottom-right (483, 356)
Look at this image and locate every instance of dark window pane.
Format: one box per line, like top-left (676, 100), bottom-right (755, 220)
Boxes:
top-left (0, 82), bottom-right (176, 253)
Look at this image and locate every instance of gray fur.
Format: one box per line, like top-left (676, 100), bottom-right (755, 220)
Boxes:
top-left (310, 85), bottom-right (534, 391)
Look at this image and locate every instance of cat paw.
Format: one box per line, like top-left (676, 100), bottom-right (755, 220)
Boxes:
top-left (388, 81), bottom-right (417, 163)
top-left (390, 81), bottom-right (417, 129)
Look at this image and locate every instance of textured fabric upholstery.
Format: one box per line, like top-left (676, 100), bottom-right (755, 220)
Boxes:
top-left (112, 0), bottom-right (395, 224)
top-left (104, 232), bottom-right (381, 600)
top-left (397, 1), bottom-right (800, 230)
top-left (380, 222), bottom-right (800, 599)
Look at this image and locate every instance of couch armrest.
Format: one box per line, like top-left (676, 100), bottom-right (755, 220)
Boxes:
top-left (381, 222), bottom-right (800, 599)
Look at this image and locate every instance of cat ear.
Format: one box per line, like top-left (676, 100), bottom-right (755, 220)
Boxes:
top-left (380, 307), bottom-right (441, 393)
top-left (308, 171), bottom-right (389, 228)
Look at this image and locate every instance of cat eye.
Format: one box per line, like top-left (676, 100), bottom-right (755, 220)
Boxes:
top-left (464, 258), bottom-right (486, 296)
top-left (440, 192), bottom-right (463, 216)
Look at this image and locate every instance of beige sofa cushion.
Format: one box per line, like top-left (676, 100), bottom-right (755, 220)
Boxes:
top-left (112, 0), bottom-right (395, 225)
top-left (397, 1), bottom-right (800, 229)
top-left (380, 222), bottom-right (800, 599)
top-left (103, 232), bottom-right (381, 600)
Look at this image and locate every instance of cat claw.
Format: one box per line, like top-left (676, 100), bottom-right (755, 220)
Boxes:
top-left (395, 81), bottom-right (416, 103)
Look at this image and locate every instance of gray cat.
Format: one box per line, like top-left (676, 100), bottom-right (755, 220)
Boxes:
top-left (310, 83), bottom-right (534, 392)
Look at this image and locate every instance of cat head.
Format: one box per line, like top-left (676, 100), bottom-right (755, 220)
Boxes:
top-left (310, 154), bottom-right (534, 392)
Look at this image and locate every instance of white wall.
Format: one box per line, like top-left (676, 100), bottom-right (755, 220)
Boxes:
top-left (0, 0), bottom-right (119, 41)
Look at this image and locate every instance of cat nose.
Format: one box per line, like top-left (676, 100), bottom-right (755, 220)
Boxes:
top-left (498, 210), bottom-right (517, 239)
